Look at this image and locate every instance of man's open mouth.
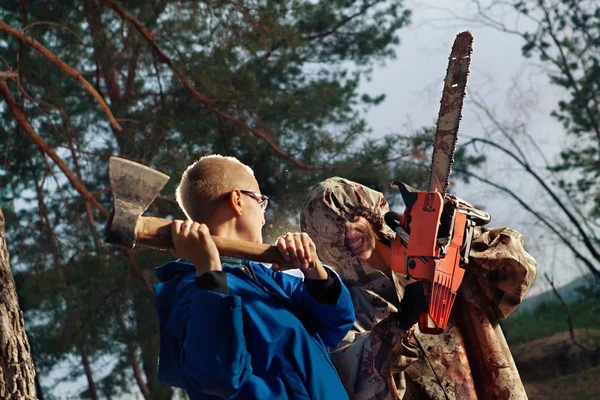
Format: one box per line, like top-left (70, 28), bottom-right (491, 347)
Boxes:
top-left (346, 237), bottom-right (364, 252)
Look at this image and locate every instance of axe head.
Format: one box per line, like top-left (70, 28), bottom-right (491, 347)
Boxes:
top-left (105, 157), bottom-right (170, 248)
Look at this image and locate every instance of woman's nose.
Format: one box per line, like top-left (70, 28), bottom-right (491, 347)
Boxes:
top-left (345, 222), bottom-right (355, 235)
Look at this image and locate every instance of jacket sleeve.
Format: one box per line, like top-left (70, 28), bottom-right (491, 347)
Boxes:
top-left (165, 278), bottom-right (253, 398)
top-left (468, 227), bottom-right (538, 319)
top-left (260, 263), bottom-right (355, 347)
top-left (330, 317), bottom-right (419, 399)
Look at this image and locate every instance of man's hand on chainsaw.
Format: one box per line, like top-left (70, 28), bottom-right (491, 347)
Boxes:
top-left (374, 281), bottom-right (429, 341)
top-left (397, 281), bottom-right (429, 330)
top-left (171, 220), bottom-right (221, 276)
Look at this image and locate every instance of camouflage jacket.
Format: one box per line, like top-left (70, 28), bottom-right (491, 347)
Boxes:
top-left (300, 177), bottom-right (537, 400)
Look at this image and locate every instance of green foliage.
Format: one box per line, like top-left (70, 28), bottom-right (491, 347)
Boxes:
top-left (515, 0), bottom-right (600, 217)
top-left (0, 0), bottom-right (434, 398)
top-left (501, 284), bottom-right (600, 345)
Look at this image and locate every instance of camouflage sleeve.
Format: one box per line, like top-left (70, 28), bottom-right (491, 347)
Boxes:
top-left (331, 315), bottom-right (420, 400)
top-left (467, 227), bottom-right (538, 319)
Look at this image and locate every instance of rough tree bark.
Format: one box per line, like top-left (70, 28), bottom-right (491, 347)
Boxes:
top-left (0, 206), bottom-right (37, 399)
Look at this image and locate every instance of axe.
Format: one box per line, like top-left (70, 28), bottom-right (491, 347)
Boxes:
top-left (104, 156), bottom-right (288, 265)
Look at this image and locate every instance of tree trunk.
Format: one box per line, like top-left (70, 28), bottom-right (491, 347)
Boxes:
top-left (116, 313), bottom-right (152, 399)
top-left (0, 206), bottom-right (37, 399)
top-left (78, 344), bottom-right (99, 400)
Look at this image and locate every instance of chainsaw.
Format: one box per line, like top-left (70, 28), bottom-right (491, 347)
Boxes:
top-left (384, 31), bottom-right (491, 334)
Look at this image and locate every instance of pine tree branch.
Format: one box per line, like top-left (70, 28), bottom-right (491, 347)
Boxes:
top-left (0, 79), bottom-right (110, 219)
top-left (102, 0), bottom-right (324, 170)
top-left (463, 136), bottom-right (600, 263)
top-left (84, 0), bottom-right (123, 105)
top-left (18, 0), bottom-right (28, 108)
top-left (22, 21), bottom-right (85, 44)
top-left (123, 250), bottom-right (154, 295)
top-left (301, 0), bottom-right (380, 41)
top-left (78, 344), bottom-right (100, 400)
top-left (68, 139), bottom-right (104, 253)
top-left (455, 167), bottom-right (600, 279)
top-left (0, 71), bottom-right (18, 79)
top-left (470, 94), bottom-right (600, 237)
top-left (116, 313), bottom-right (152, 399)
top-left (0, 20), bottom-right (122, 131)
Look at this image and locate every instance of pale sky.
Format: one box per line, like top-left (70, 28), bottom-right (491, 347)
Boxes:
top-left (362, 0), bottom-right (585, 294)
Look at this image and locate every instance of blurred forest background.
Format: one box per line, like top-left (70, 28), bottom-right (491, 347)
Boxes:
top-left (0, 0), bottom-right (599, 398)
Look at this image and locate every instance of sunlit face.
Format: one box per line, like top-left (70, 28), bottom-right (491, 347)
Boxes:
top-left (344, 215), bottom-right (376, 260)
top-left (237, 176), bottom-right (266, 243)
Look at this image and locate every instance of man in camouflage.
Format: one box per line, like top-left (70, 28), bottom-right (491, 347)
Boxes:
top-left (300, 177), bottom-right (537, 400)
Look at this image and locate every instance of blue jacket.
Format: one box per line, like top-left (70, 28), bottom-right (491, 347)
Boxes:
top-left (154, 259), bottom-right (355, 399)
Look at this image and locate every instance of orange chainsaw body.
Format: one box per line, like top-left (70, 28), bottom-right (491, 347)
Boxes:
top-left (389, 190), bottom-right (472, 334)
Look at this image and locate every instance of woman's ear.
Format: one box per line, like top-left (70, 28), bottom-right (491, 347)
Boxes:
top-left (227, 188), bottom-right (244, 216)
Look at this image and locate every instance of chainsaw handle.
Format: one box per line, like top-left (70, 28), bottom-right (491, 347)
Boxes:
top-left (384, 211), bottom-right (403, 231)
top-left (459, 207), bottom-right (491, 226)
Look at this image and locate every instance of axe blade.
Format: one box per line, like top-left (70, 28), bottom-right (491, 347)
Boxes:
top-left (105, 157), bottom-right (170, 248)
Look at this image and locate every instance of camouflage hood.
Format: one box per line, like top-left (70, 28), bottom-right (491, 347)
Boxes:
top-left (300, 176), bottom-right (538, 319)
top-left (300, 177), bottom-right (395, 269)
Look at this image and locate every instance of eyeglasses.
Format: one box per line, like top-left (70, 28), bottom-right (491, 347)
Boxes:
top-left (224, 190), bottom-right (269, 212)
top-left (240, 190), bottom-right (269, 212)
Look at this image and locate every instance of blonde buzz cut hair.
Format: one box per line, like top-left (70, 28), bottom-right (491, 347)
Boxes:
top-left (175, 154), bottom-right (255, 223)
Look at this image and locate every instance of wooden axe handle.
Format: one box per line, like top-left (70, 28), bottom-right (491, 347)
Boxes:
top-left (135, 216), bottom-right (288, 265)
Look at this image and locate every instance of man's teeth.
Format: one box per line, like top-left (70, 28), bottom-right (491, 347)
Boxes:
top-left (348, 238), bottom-right (364, 250)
